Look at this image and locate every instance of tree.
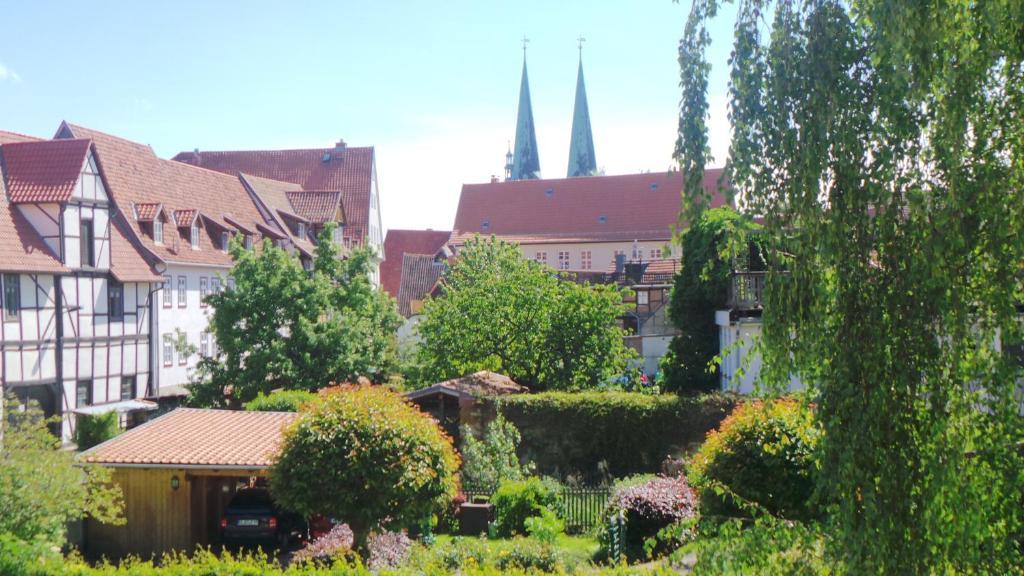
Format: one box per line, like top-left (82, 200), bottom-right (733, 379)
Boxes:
top-left (188, 225), bottom-right (403, 407)
top-left (661, 207), bottom-right (758, 393)
top-left (416, 236), bottom-right (632, 390)
top-left (459, 415), bottom-right (533, 488)
top-left (0, 397), bottom-right (123, 546)
top-left (269, 385), bottom-right (459, 547)
top-left (679, 0), bottom-right (1024, 572)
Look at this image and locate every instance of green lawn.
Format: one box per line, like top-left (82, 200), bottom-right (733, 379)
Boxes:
top-left (432, 533), bottom-right (600, 564)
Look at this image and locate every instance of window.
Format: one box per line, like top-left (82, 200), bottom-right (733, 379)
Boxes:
top-left (200, 331), bottom-right (210, 357)
top-left (153, 219), bottom-right (164, 244)
top-left (80, 219), bottom-right (95, 267)
top-left (162, 276), bottom-right (172, 308)
top-left (558, 251), bottom-right (570, 270)
top-left (244, 234), bottom-right (254, 250)
top-left (178, 333), bottom-right (188, 365)
top-left (637, 290), bottom-right (649, 305)
top-left (221, 231), bottom-right (230, 252)
top-left (76, 380), bottom-right (92, 407)
top-left (162, 334), bottom-right (173, 366)
top-left (581, 250), bottom-right (592, 270)
top-left (211, 277), bottom-right (221, 293)
top-left (108, 281), bottom-right (124, 320)
top-left (190, 224), bottom-right (200, 249)
top-left (535, 252), bottom-right (547, 264)
top-left (210, 335), bottom-right (218, 357)
top-left (177, 276), bottom-right (187, 307)
top-left (199, 277), bottom-right (208, 307)
top-left (297, 222), bottom-right (307, 238)
top-left (333, 226), bottom-right (343, 245)
top-left (227, 277), bottom-right (236, 291)
top-left (120, 376), bottom-right (136, 401)
top-left (650, 249), bottom-right (662, 259)
top-left (3, 274), bottom-right (19, 321)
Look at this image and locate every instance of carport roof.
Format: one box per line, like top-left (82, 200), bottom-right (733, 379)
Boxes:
top-left (79, 408), bottom-right (298, 469)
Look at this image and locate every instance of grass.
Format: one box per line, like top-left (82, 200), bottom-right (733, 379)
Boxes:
top-left (432, 533), bottom-right (600, 564)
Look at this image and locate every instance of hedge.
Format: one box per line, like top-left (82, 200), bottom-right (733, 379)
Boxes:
top-left (496, 392), bottom-right (736, 480)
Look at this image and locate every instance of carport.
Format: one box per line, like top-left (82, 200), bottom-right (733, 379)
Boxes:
top-left (78, 408), bottom-right (297, 559)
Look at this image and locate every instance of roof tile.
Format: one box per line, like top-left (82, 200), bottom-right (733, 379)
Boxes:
top-left (381, 229), bottom-right (452, 297)
top-left (2, 139), bottom-right (91, 203)
top-left (397, 253), bottom-right (445, 317)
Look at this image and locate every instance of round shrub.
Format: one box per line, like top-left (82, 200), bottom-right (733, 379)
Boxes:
top-left (689, 398), bottom-right (819, 520)
top-left (270, 385), bottom-right (460, 545)
top-left (602, 475), bottom-right (698, 549)
top-left (490, 477), bottom-right (562, 537)
top-left (244, 389), bottom-right (316, 412)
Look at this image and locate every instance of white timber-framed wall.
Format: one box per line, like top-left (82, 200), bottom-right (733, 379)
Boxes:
top-left (3, 149), bottom-right (156, 441)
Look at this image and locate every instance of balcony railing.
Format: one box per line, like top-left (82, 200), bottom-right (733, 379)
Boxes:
top-left (730, 271), bottom-right (766, 309)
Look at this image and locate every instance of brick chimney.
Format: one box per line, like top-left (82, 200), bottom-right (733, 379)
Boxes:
top-left (333, 139), bottom-right (347, 159)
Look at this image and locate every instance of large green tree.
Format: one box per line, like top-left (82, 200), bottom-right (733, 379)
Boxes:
top-left (661, 207), bottom-right (758, 393)
top-left (0, 398), bottom-right (124, 546)
top-left (188, 225), bottom-right (402, 407)
top-left (415, 236), bottom-right (632, 390)
top-left (680, 0), bottom-right (1024, 572)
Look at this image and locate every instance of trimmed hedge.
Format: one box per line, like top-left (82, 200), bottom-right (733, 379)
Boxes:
top-left (497, 392), bottom-right (736, 480)
top-left (244, 390), bottom-right (316, 412)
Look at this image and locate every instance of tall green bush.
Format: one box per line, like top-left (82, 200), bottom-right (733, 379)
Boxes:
top-left (490, 477), bottom-right (563, 537)
top-left (74, 412), bottom-right (120, 450)
top-left (244, 390), bottom-right (316, 412)
top-left (497, 392), bottom-right (735, 480)
top-left (689, 399), bottom-right (819, 521)
top-left (459, 415), bottom-right (533, 488)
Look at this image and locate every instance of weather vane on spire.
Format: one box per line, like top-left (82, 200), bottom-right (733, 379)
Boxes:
top-left (522, 35), bottom-right (530, 57)
top-left (577, 35), bottom-right (586, 57)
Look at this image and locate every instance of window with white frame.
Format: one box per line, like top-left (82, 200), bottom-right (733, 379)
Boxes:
top-left (558, 251), bottom-right (570, 270)
top-left (190, 224), bottom-right (200, 249)
top-left (333, 226), bottom-right (343, 245)
top-left (76, 379), bottom-right (92, 407)
top-left (581, 250), bottom-right (592, 270)
top-left (154, 218), bottom-right (164, 244)
top-left (244, 234), bottom-right (253, 250)
top-left (211, 277), bottom-right (221, 293)
top-left (120, 376), bottom-right (136, 400)
top-left (177, 276), bottom-right (187, 307)
top-left (297, 222), bottom-right (307, 238)
top-left (3, 274), bottom-right (20, 322)
top-left (178, 333), bottom-right (188, 365)
top-left (162, 276), bottom-right (172, 308)
top-left (200, 331), bottom-right (210, 357)
top-left (221, 231), bottom-right (230, 252)
top-left (199, 277), bottom-right (208, 307)
top-left (649, 248), bottom-right (662, 259)
top-left (637, 290), bottom-right (649, 305)
top-left (108, 281), bottom-right (124, 320)
top-left (162, 334), bottom-right (173, 366)
top-left (535, 252), bottom-right (548, 264)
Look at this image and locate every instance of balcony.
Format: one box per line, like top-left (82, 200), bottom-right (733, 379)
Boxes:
top-left (729, 271), bottom-right (766, 310)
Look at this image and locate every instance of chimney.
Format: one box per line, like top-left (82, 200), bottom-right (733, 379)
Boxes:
top-left (334, 139), bottom-right (347, 157)
top-left (614, 253), bottom-right (626, 275)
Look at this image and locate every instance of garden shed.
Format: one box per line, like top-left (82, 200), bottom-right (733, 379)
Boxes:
top-left (78, 408), bottom-right (297, 559)
top-left (405, 371), bottom-right (527, 439)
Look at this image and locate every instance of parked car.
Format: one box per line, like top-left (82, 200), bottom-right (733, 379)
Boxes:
top-left (220, 488), bottom-right (306, 549)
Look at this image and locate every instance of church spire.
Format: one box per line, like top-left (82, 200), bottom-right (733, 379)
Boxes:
top-left (567, 37), bottom-right (596, 178)
top-left (510, 37), bottom-right (540, 180)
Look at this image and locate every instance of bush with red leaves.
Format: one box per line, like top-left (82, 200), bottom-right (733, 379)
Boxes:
top-left (604, 475), bottom-right (698, 547)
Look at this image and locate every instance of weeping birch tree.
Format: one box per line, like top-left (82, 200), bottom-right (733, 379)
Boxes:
top-left (679, 0), bottom-right (1024, 572)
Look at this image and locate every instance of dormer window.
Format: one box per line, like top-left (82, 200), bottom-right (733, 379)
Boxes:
top-left (153, 219), bottom-right (164, 245)
top-left (190, 224), bottom-right (200, 249)
top-left (244, 234), bottom-right (254, 250)
top-left (333, 226), bottom-right (343, 245)
top-left (297, 222), bottom-right (307, 238)
top-left (221, 231), bottom-right (230, 252)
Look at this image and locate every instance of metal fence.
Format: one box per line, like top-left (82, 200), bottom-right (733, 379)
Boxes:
top-left (461, 485), bottom-right (611, 534)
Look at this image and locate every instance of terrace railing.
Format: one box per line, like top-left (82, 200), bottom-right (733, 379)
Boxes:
top-left (729, 271), bottom-right (766, 310)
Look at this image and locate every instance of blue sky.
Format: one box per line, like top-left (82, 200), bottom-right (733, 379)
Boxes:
top-left (0, 1), bottom-right (735, 232)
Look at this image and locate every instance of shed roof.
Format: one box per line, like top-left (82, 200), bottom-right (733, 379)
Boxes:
top-left (79, 408), bottom-right (298, 469)
top-left (405, 371), bottom-right (528, 401)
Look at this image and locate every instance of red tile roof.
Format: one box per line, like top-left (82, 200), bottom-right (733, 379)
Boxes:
top-left (286, 191), bottom-right (343, 224)
top-left (396, 253), bottom-right (445, 317)
top-left (109, 211), bottom-right (164, 282)
top-left (381, 229), bottom-right (452, 297)
top-left (2, 139), bottom-right (91, 203)
top-left (0, 130), bottom-right (42, 144)
top-left (79, 408), bottom-right (298, 468)
top-left (173, 209), bottom-right (198, 228)
top-left (452, 170), bottom-right (729, 242)
top-left (238, 174), bottom-right (317, 257)
top-left (172, 146), bottom-right (374, 245)
top-left (0, 165), bottom-right (67, 273)
top-left (133, 203), bottom-right (162, 222)
top-left (60, 123), bottom-right (272, 268)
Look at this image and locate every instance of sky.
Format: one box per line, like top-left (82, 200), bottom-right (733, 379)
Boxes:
top-left (0, 1), bottom-right (736, 233)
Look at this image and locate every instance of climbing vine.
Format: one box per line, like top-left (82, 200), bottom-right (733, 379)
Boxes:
top-left (679, 0), bottom-right (1024, 573)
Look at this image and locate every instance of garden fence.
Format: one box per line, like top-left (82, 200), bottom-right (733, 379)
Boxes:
top-left (461, 485), bottom-right (611, 534)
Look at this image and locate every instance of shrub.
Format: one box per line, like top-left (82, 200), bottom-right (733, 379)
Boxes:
top-left (498, 392), bottom-right (735, 480)
top-left (524, 508), bottom-right (565, 544)
top-left (270, 385), bottom-right (460, 547)
top-left (366, 530), bottom-right (414, 570)
top-left (244, 390), bottom-right (316, 412)
top-left (460, 415), bottom-right (533, 488)
top-left (600, 475), bottom-right (698, 554)
top-left (74, 412), bottom-right (119, 450)
top-left (292, 523), bottom-right (354, 565)
top-left (689, 398), bottom-right (819, 520)
top-left (490, 477), bottom-right (562, 537)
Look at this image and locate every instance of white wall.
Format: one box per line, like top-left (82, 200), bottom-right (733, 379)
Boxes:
top-left (154, 264), bottom-right (228, 395)
top-left (716, 311), bottom-right (803, 395)
top-left (512, 240), bottom-right (670, 272)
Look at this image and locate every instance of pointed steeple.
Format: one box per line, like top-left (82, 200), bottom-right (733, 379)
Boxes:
top-left (567, 38), bottom-right (596, 178)
top-left (510, 39), bottom-right (540, 180)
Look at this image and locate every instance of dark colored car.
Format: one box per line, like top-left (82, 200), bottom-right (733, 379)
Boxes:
top-left (220, 488), bottom-right (306, 549)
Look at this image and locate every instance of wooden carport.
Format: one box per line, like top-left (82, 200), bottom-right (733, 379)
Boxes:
top-left (78, 408), bottom-right (297, 559)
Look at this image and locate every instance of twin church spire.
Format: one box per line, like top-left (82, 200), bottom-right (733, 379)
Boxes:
top-left (505, 38), bottom-right (596, 181)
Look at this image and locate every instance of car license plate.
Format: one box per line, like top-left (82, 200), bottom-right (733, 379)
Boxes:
top-left (237, 519), bottom-right (259, 527)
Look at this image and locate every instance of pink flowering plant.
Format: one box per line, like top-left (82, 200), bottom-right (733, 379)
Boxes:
top-left (292, 523), bottom-right (354, 565)
top-left (602, 475), bottom-right (698, 550)
top-left (366, 530), bottom-right (413, 570)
